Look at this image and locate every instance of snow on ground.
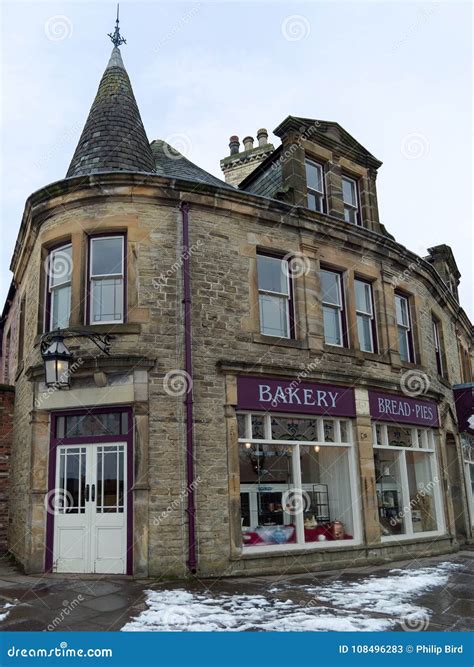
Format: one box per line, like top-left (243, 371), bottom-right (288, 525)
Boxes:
top-left (122, 561), bottom-right (460, 632)
top-left (0, 603), bottom-right (14, 622)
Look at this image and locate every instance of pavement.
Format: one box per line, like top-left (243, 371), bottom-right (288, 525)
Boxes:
top-left (0, 550), bottom-right (472, 632)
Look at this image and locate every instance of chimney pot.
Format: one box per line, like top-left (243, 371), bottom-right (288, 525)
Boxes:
top-left (243, 136), bottom-right (254, 151)
top-left (229, 136), bottom-right (240, 155)
top-left (257, 128), bottom-right (268, 147)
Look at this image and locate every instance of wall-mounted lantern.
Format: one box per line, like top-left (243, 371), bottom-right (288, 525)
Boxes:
top-left (40, 329), bottom-right (112, 389)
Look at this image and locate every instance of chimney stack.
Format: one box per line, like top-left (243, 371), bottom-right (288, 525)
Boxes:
top-left (257, 128), bottom-right (268, 147)
top-left (221, 128), bottom-right (275, 187)
top-left (242, 136), bottom-right (254, 152)
top-left (229, 135), bottom-right (240, 155)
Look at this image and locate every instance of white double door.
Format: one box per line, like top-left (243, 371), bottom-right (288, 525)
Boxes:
top-left (53, 443), bottom-right (127, 574)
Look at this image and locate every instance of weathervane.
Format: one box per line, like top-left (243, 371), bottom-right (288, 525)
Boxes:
top-left (108, 4), bottom-right (126, 48)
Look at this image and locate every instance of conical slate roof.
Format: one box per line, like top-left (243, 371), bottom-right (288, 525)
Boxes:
top-left (66, 47), bottom-right (155, 178)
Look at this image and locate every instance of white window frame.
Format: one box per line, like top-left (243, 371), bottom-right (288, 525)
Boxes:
top-left (355, 279), bottom-right (375, 353)
top-left (461, 437), bottom-right (474, 529)
top-left (372, 423), bottom-right (445, 541)
top-left (321, 269), bottom-right (344, 347)
top-left (432, 318), bottom-right (444, 376)
top-left (395, 293), bottom-right (413, 363)
top-left (47, 243), bottom-right (72, 332)
top-left (237, 411), bottom-right (361, 553)
top-left (342, 175), bottom-right (360, 225)
top-left (89, 235), bottom-right (125, 325)
top-left (305, 159), bottom-right (325, 213)
top-left (257, 254), bottom-right (291, 339)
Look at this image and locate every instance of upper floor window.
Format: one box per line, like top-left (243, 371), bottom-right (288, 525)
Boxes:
top-left (47, 244), bottom-right (72, 331)
top-left (89, 235), bottom-right (125, 325)
top-left (18, 296), bottom-right (26, 366)
top-left (342, 175), bottom-right (360, 225)
top-left (321, 269), bottom-right (345, 347)
top-left (305, 159), bottom-right (325, 213)
top-left (432, 317), bottom-right (444, 377)
top-left (395, 293), bottom-right (413, 363)
top-left (257, 252), bottom-right (293, 338)
top-left (355, 279), bottom-right (376, 353)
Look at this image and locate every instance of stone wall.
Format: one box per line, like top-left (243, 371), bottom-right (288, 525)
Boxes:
top-left (0, 385), bottom-right (14, 553)
top-left (2, 174), bottom-right (472, 576)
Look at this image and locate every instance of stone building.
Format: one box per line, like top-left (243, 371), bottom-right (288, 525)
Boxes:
top-left (0, 40), bottom-right (472, 578)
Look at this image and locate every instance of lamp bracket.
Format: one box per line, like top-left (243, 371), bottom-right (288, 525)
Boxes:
top-left (40, 329), bottom-right (113, 356)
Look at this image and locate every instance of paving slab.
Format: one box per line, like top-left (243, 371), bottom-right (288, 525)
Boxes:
top-left (0, 550), bottom-right (472, 631)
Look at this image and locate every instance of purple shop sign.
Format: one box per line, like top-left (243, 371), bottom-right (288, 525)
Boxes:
top-left (237, 376), bottom-right (356, 417)
top-left (368, 390), bottom-right (439, 427)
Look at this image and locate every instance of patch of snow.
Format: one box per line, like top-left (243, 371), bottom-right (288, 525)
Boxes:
top-left (121, 561), bottom-right (459, 633)
top-left (304, 561), bottom-right (461, 619)
top-left (0, 603), bottom-right (14, 622)
top-left (122, 590), bottom-right (390, 632)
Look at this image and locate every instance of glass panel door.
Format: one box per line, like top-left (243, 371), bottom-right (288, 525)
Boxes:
top-left (96, 445), bottom-right (125, 513)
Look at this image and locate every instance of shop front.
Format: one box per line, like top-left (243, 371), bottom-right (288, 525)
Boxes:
top-left (235, 376), bottom-right (362, 552)
top-left (368, 390), bottom-right (445, 542)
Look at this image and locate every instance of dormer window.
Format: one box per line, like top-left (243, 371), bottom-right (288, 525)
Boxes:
top-left (342, 175), bottom-right (360, 225)
top-left (305, 159), bottom-right (326, 213)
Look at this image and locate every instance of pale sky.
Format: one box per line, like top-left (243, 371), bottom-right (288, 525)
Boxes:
top-left (1, 1), bottom-right (472, 318)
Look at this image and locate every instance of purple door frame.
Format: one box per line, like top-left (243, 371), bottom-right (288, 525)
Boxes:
top-left (45, 406), bottom-right (134, 575)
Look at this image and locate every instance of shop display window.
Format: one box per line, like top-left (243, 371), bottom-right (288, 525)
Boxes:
top-left (374, 449), bottom-right (405, 536)
top-left (238, 412), bottom-right (358, 549)
top-left (373, 422), bottom-right (443, 539)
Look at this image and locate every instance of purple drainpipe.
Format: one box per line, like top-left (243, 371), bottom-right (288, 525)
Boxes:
top-left (180, 201), bottom-right (197, 574)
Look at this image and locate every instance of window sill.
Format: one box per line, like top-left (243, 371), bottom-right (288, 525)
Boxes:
top-left (36, 323), bottom-right (141, 345)
top-left (237, 539), bottom-right (361, 559)
top-left (380, 531), bottom-right (447, 544)
top-left (252, 333), bottom-right (308, 349)
top-left (322, 344), bottom-right (356, 357)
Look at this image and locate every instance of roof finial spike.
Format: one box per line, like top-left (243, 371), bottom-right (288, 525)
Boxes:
top-left (108, 3), bottom-right (126, 48)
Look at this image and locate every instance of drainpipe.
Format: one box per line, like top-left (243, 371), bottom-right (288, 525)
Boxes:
top-left (180, 201), bottom-right (197, 574)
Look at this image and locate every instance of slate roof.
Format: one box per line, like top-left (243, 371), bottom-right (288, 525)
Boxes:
top-left (66, 47), bottom-right (155, 178)
top-left (150, 140), bottom-right (232, 189)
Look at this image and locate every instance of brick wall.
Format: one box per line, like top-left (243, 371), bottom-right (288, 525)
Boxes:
top-left (0, 385), bottom-right (14, 553)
